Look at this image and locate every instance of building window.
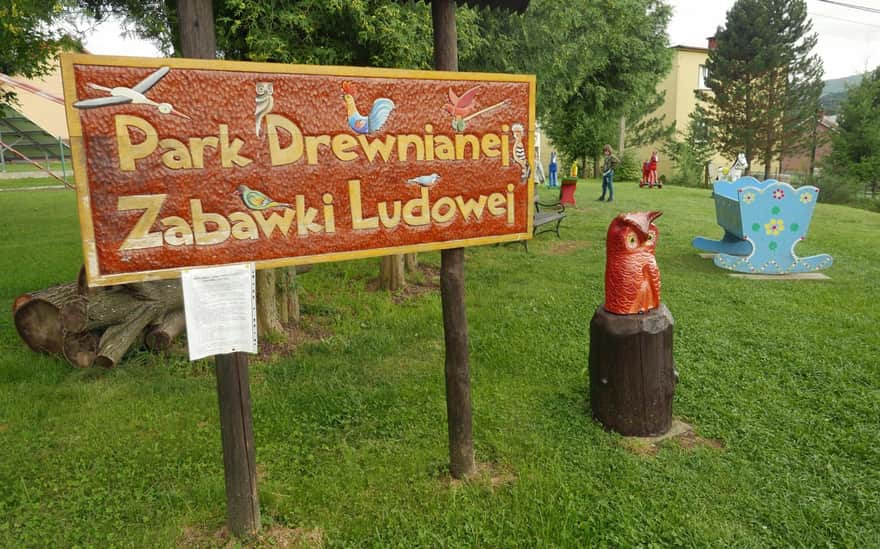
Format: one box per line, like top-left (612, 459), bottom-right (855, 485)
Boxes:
top-left (698, 65), bottom-right (709, 89)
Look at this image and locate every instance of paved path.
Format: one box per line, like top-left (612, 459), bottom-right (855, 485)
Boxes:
top-left (0, 185), bottom-right (67, 192)
top-left (0, 170), bottom-right (67, 180)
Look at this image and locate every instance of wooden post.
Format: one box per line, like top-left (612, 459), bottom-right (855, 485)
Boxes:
top-left (588, 305), bottom-right (675, 436)
top-left (177, 0), bottom-right (260, 535)
top-left (432, 0), bottom-right (475, 479)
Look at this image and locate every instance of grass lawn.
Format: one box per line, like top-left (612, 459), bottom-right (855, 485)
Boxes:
top-left (1, 180), bottom-right (878, 547)
top-left (0, 160), bottom-right (67, 173)
top-left (0, 176), bottom-right (71, 190)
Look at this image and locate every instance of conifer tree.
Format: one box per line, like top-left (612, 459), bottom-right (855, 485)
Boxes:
top-left (699, 0), bottom-right (823, 178)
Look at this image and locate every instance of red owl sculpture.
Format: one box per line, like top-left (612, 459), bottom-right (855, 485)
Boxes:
top-left (604, 211), bottom-right (662, 315)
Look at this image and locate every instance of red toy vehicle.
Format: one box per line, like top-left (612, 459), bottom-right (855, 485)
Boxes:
top-left (639, 151), bottom-right (660, 188)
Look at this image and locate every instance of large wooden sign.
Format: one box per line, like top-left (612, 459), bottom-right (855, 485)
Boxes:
top-left (61, 54), bottom-right (536, 286)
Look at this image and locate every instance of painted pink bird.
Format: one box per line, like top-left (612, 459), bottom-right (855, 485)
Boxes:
top-left (443, 85), bottom-right (481, 119)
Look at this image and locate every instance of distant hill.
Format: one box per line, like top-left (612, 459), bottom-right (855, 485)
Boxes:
top-left (822, 74), bottom-right (864, 97)
top-left (820, 73), bottom-right (865, 115)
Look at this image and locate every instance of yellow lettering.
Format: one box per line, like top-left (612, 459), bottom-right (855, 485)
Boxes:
top-left (305, 134), bottom-right (331, 165)
top-left (455, 134), bottom-right (480, 160)
top-left (424, 124), bottom-right (435, 161)
top-left (431, 196), bottom-right (456, 224)
top-left (117, 194), bottom-right (166, 250)
top-left (191, 199), bottom-right (231, 245)
top-left (356, 135), bottom-right (396, 163)
top-left (230, 212), bottom-right (259, 240)
top-left (402, 187), bottom-right (430, 226)
top-left (454, 194), bottom-right (488, 221)
top-left (331, 134), bottom-right (358, 162)
top-left (433, 135), bottom-right (454, 160)
top-left (219, 125), bottom-right (252, 168)
top-left (158, 138), bottom-right (192, 169)
top-left (252, 208), bottom-right (295, 238)
top-left (267, 114), bottom-right (303, 166)
top-left (322, 194), bottom-right (336, 234)
top-left (500, 125), bottom-right (510, 167)
top-left (295, 195), bottom-right (322, 235)
top-left (378, 200), bottom-right (402, 228)
top-left (160, 215), bottom-right (193, 246)
top-left (115, 115), bottom-right (158, 172)
top-left (506, 184), bottom-right (515, 224)
top-left (487, 192), bottom-right (506, 217)
top-left (348, 180), bottom-right (379, 230)
top-left (481, 134), bottom-right (501, 158)
top-left (397, 134), bottom-right (425, 162)
top-left (188, 136), bottom-right (218, 169)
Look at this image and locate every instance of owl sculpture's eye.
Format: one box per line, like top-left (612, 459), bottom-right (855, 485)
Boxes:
top-left (626, 232), bottom-right (639, 249)
top-left (647, 231), bottom-right (656, 242)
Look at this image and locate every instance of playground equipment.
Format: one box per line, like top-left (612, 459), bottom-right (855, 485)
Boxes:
top-left (692, 176), bottom-right (833, 274)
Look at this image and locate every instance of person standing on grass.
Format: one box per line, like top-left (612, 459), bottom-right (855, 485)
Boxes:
top-left (548, 151), bottom-right (558, 188)
top-left (599, 144), bottom-right (619, 202)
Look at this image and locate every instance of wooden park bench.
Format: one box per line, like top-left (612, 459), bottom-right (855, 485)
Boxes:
top-left (522, 197), bottom-right (566, 251)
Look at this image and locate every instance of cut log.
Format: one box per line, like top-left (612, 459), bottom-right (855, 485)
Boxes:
top-left (93, 304), bottom-right (154, 368)
top-left (256, 269), bottom-right (283, 337)
top-left (379, 255), bottom-right (405, 291)
top-left (13, 282), bottom-right (79, 354)
top-left (145, 309), bottom-right (186, 351)
top-left (62, 330), bottom-right (99, 368)
top-left (61, 279), bottom-right (183, 333)
top-left (588, 304), bottom-right (676, 437)
top-left (404, 253), bottom-right (419, 272)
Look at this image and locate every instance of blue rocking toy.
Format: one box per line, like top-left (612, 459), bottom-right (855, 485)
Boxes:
top-left (692, 177), bottom-right (833, 274)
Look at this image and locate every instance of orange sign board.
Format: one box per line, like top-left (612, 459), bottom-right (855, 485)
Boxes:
top-left (61, 54), bottom-right (536, 286)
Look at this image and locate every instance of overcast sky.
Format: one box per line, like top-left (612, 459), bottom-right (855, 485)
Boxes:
top-left (83, 0), bottom-right (880, 80)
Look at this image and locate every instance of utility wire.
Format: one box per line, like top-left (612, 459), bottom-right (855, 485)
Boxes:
top-left (815, 0), bottom-right (880, 15)
top-left (811, 11), bottom-right (880, 28)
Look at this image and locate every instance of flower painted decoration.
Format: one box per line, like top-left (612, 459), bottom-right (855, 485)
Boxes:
top-left (765, 218), bottom-right (784, 236)
top-left (772, 188), bottom-right (785, 200)
top-left (743, 191), bottom-right (756, 204)
top-left (799, 192), bottom-right (813, 204)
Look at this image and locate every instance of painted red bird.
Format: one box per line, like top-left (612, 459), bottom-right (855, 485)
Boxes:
top-left (604, 211), bottom-right (663, 315)
top-left (443, 85), bottom-right (481, 119)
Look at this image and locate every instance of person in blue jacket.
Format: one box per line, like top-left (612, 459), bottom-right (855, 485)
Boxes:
top-left (548, 151), bottom-right (558, 188)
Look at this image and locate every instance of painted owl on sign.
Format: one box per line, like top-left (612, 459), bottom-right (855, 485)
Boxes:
top-left (604, 211), bottom-right (662, 315)
top-left (255, 82), bottom-right (274, 137)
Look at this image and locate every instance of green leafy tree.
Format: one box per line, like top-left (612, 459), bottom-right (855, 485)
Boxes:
top-left (663, 109), bottom-right (715, 187)
top-left (699, 0), bottom-right (823, 179)
top-left (1, 0), bottom-right (80, 107)
top-left (462, 0), bottom-right (673, 167)
top-left (827, 67), bottom-right (880, 197)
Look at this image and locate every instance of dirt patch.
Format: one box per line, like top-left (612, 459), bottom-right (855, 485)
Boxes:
top-left (444, 461), bottom-right (518, 491)
top-left (0, 423), bottom-right (8, 432)
top-left (365, 264), bottom-right (440, 304)
top-left (178, 525), bottom-right (323, 548)
top-left (258, 318), bottom-right (335, 361)
top-left (620, 438), bottom-right (660, 457)
top-left (676, 431), bottom-right (725, 450)
top-left (545, 240), bottom-right (591, 255)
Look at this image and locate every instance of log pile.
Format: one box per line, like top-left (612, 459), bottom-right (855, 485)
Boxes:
top-left (12, 268), bottom-right (185, 368)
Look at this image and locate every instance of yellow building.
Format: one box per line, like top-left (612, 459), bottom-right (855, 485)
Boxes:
top-left (0, 64), bottom-right (68, 140)
top-left (633, 42), bottom-right (727, 184)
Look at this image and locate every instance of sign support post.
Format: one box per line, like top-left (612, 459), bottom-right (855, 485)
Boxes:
top-left (178, 0), bottom-right (261, 536)
top-left (433, 0), bottom-right (476, 479)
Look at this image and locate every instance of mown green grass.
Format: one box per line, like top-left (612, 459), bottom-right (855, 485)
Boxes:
top-left (0, 160), bottom-right (67, 173)
top-left (0, 176), bottom-right (70, 190)
top-left (1, 180), bottom-right (878, 547)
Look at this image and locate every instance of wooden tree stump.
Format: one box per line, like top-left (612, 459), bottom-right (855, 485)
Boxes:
top-left (588, 304), bottom-right (675, 436)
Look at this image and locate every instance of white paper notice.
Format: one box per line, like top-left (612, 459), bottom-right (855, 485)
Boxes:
top-left (181, 263), bottom-right (258, 360)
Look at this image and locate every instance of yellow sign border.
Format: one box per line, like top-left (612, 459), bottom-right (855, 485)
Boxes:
top-left (61, 53), bottom-right (536, 287)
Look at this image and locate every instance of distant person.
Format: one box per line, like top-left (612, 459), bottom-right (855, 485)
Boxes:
top-left (640, 151), bottom-right (660, 188)
top-left (548, 151), bottom-right (558, 188)
top-left (598, 144), bottom-right (619, 202)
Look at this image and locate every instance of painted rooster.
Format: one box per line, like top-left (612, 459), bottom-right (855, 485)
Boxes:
top-left (604, 211), bottom-right (663, 315)
top-left (341, 81), bottom-right (395, 134)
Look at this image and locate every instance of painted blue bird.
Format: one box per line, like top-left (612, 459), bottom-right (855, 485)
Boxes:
top-left (407, 173), bottom-right (441, 187)
top-left (342, 81), bottom-right (395, 134)
top-left (234, 185), bottom-right (290, 210)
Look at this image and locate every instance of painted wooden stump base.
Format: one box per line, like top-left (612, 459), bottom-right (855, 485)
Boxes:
top-left (589, 304), bottom-right (675, 437)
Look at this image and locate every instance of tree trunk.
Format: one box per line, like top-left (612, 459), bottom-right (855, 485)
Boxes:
top-left (379, 255), bottom-right (405, 291)
top-left (62, 330), bottom-right (99, 369)
top-left (256, 269), bottom-right (283, 337)
top-left (404, 253), bottom-right (419, 273)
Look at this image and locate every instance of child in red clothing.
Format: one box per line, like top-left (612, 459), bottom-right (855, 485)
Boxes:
top-left (640, 151), bottom-right (660, 188)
